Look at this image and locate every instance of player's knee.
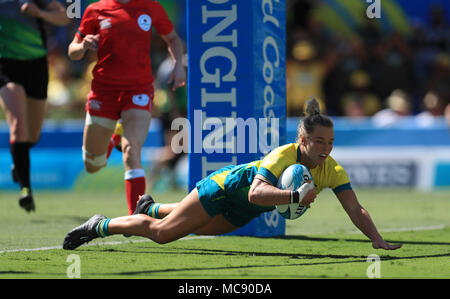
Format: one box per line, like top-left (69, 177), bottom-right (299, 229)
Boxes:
top-left (122, 140), bottom-right (142, 155)
top-left (153, 232), bottom-right (171, 245)
top-left (29, 134), bottom-right (41, 145)
top-left (6, 82), bottom-right (26, 95)
top-left (9, 119), bottom-right (27, 140)
top-left (84, 164), bottom-right (102, 174)
top-left (133, 216), bottom-right (171, 244)
top-left (82, 147), bottom-right (107, 173)
top-left (151, 224), bottom-right (173, 245)
top-left (122, 142), bottom-right (142, 166)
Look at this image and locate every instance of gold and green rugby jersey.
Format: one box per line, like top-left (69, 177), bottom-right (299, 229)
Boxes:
top-left (0, 0), bottom-right (51, 60)
top-left (257, 143), bottom-right (352, 195)
top-left (210, 143), bottom-right (352, 198)
top-left (197, 143), bottom-right (352, 224)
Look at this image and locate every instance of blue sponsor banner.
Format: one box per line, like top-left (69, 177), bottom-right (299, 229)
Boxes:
top-left (288, 117), bottom-right (450, 146)
top-left (187, 0), bottom-right (286, 237)
top-left (0, 120), bottom-right (163, 190)
top-left (435, 162), bottom-right (450, 187)
top-left (0, 149), bottom-right (84, 190)
top-left (222, 209), bottom-right (285, 237)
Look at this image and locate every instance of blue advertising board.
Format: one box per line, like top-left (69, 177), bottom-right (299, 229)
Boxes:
top-left (186, 0), bottom-right (287, 237)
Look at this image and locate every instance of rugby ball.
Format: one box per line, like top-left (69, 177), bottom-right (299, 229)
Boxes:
top-left (276, 164), bottom-right (313, 220)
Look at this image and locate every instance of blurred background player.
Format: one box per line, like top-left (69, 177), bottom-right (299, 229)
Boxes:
top-left (147, 53), bottom-right (188, 192)
top-left (68, 0), bottom-right (186, 215)
top-left (0, 0), bottom-right (69, 212)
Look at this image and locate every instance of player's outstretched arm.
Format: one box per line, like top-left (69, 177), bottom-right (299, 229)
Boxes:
top-left (336, 189), bottom-right (402, 250)
top-left (21, 0), bottom-right (70, 26)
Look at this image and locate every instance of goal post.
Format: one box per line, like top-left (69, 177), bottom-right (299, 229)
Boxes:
top-left (187, 0), bottom-right (287, 237)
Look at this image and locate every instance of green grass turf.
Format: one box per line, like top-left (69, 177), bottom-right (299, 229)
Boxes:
top-left (0, 188), bottom-right (449, 279)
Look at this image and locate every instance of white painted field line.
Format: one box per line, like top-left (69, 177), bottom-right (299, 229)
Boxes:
top-left (311, 224), bottom-right (446, 235)
top-left (0, 245), bottom-right (62, 253)
top-left (0, 235), bottom-right (216, 254)
top-left (377, 224), bottom-right (446, 233)
top-left (0, 224), bottom-right (446, 253)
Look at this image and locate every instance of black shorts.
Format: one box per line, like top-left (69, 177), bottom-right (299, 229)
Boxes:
top-left (0, 56), bottom-right (49, 100)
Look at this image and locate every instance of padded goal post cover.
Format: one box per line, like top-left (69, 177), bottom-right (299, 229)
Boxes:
top-left (187, 0), bottom-right (286, 237)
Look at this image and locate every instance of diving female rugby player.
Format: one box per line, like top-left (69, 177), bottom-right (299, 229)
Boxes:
top-left (63, 99), bottom-right (402, 251)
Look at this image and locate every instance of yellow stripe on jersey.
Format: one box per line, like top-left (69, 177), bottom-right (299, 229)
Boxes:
top-left (309, 155), bottom-right (351, 195)
top-left (210, 161), bottom-right (261, 190)
top-left (210, 170), bottom-right (229, 190)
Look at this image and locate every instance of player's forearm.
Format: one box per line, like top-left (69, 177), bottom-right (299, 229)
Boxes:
top-left (337, 190), bottom-right (384, 243)
top-left (349, 206), bottom-right (383, 242)
top-left (166, 33), bottom-right (185, 65)
top-left (38, 7), bottom-right (70, 26)
top-left (68, 42), bottom-right (87, 61)
top-left (248, 177), bottom-right (291, 206)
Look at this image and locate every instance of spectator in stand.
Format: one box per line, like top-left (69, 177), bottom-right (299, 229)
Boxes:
top-left (416, 90), bottom-right (449, 127)
top-left (340, 69), bottom-right (381, 118)
top-left (372, 89), bottom-right (412, 127)
top-left (286, 40), bottom-right (337, 116)
top-left (322, 36), bottom-right (369, 116)
top-left (445, 102), bottom-right (450, 128)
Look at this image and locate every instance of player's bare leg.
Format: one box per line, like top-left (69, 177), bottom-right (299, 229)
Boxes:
top-left (151, 203), bottom-right (178, 218)
top-left (82, 120), bottom-right (114, 173)
top-left (26, 97), bottom-right (47, 144)
top-left (116, 189), bottom-right (238, 238)
top-left (0, 83), bottom-right (28, 142)
top-left (120, 108), bottom-right (151, 214)
top-left (120, 108), bottom-right (151, 171)
top-left (107, 188), bottom-right (215, 243)
top-left (193, 214), bottom-right (239, 235)
top-left (63, 188), bottom-right (216, 249)
top-left (0, 84), bottom-right (47, 212)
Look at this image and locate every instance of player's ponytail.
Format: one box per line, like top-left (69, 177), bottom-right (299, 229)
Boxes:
top-left (304, 97), bottom-right (321, 117)
top-left (296, 97), bottom-right (333, 142)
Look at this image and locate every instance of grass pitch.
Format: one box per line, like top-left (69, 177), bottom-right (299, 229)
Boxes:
top-left (0, 187), bottom-right (449, 279)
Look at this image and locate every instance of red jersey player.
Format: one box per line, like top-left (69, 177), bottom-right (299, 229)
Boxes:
top-left (68, 0), bottom-right (186, 215)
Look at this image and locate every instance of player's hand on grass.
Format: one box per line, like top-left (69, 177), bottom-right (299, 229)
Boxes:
top-left (372, 239), bottom-right (402, 250)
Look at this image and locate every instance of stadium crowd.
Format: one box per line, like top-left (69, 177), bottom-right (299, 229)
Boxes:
top-left (3, 0), bottom-right (447, 125)
top-left (286, 0), bottom-right (449, 125)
